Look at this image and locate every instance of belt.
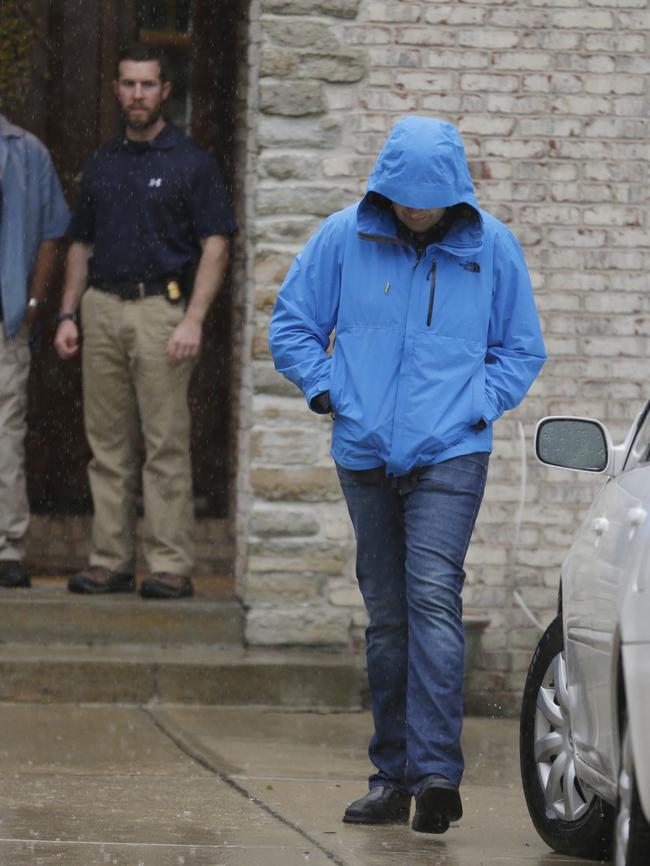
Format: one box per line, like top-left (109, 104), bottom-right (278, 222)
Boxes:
top-left (91, 277), bottom-right (183, 302)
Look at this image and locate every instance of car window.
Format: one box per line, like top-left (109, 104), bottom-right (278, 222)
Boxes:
top-left (625, 406), bottom-right (650, 470)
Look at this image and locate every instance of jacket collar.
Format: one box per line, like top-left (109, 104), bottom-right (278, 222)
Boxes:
top-left (0, 115), bottom-right (26, 139)
top-left (356, 193), bottom-right (484, 257)
top-left (109, 120), bottom-right (178, 153)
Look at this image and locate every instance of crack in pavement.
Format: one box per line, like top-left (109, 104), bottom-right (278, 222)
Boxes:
top-left (143, 707), bottom-right (350, 866)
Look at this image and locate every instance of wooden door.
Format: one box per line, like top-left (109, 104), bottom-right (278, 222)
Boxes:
top-left (25, 0), bottom-right (241, 518)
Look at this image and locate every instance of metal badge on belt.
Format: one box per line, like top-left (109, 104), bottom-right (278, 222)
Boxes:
top-left (166, 280), bottom-right (183, 303)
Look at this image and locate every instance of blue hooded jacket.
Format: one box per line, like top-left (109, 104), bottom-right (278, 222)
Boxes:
top-left (269, 117), bottom-right (546, 477)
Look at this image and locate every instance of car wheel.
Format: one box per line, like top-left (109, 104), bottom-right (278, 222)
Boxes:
top-left (615, 715), bottom-right (650, 865)
top-left (519, 614), bottom-right (613, 858)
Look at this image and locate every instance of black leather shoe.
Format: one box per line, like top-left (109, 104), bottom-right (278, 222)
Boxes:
top-left (343, 786), bottom-right (411, 825)
top-left (68, 566), bottom-right (135, 594)
top-left (0, 560), bottom-right (30, 588)
top-left (412, 775), bottom-right (462, 834)
top-left (140, 573), bottom-right (194, 599)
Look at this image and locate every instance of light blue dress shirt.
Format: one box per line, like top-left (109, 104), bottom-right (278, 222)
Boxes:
top-left (0, 114), bottom-right (69, 338)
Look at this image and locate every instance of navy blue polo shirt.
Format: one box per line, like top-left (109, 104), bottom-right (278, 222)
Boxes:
top-left (67, 122), bottom-right (236, 283)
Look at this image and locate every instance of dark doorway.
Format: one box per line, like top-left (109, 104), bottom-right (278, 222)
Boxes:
top-left (23, 0), bottom-right (243, 520)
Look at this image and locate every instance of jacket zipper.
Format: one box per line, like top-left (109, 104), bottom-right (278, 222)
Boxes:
top-left (426, 261), bottom-right (437, 326)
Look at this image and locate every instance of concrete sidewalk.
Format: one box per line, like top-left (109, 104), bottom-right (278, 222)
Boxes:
top-left (0, 704), bottom-right (601, 866)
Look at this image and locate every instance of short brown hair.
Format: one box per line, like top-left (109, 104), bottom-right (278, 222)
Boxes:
top-left (115, 44), bottom-right (170, 84)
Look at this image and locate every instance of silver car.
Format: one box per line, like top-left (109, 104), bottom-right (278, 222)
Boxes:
top-left (520, 407), bottom-right (650, 865)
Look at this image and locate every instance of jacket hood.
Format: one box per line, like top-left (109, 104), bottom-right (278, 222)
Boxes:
top-left (365, 116), bottom-right (479, 210)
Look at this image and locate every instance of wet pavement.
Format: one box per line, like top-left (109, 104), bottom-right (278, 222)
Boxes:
top-left (0, 704), bottom-right (603, 865)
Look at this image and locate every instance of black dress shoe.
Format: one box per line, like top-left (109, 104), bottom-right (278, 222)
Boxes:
top-left (343, 786), bottom-right (411, 825)
top-left (140, 573), bottom-right (194, 599)
top-left (0, 560), bottom-right (30, 588)
top-left (412, 775), bottom-right (462, 834)
top-left (68, 566), bottom-right (135, 594)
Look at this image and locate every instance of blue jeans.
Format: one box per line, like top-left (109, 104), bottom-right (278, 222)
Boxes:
top-left (337, 453), bottom-right (489, 793)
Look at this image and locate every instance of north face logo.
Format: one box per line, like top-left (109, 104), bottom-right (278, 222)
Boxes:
top-left (460, 261), bottom-right (480, 273)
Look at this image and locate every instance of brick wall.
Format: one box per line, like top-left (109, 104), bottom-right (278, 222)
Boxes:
top-left (243, 0), bottom-right (650, 713)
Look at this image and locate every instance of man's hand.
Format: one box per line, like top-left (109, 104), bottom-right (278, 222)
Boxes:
top-left (54, 320), bottom-right (81, 360)
top-left (166, 316), bottom-right (202, 363)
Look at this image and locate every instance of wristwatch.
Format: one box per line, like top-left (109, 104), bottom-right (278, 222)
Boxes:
top-left (56, 311), bottom-right (76, 324)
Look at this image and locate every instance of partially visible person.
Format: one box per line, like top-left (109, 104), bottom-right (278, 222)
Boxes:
top-left (0, 113), bottom-right (69, 589)
top-left (270, 116), bottom-right (545, 834)
top-left (54, 44), bottom-right (236, 600)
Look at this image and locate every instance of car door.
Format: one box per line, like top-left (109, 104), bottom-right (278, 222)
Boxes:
top-left (563, 406), bottom-right (650, 783)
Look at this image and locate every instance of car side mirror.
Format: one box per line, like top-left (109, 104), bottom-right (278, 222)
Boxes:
top-left (535, 417), bottom-right (610, 473)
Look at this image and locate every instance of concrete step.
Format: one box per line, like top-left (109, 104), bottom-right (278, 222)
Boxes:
top-left (0, 643), bottom-right (367, 708)
top-left (0, 586), bottom-right (490, 709)
top-left (0, 583), bottom-right (243, 647)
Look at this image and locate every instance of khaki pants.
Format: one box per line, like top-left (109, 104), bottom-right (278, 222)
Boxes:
top-left (81, 288), bottom-right (194, 576)
top-left (0, 324), bottom-right (30, 561)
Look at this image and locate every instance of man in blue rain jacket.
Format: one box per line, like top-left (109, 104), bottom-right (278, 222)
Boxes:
top-left (269, 117), bottom-right (546, 834)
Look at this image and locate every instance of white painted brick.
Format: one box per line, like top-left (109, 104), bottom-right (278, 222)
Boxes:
top-left (425, 49), bottom-right (489, 69)
top-left (526, 0), bottom-right (581, 7)
top-left (589, 0), bottom-right (646, 6)
top-left (360, 89), bottom-right (418, 111)
top-left (521, 74), bottom-right (551, 94)
top-left (486, 93), bottom-right (550, 113)
top-left (535, 293), bottom-right (582, 313)
top-left (585, 55), bottom-right (617, 74)
top-left (488, 8), bottom-right (551, 26)
top-left (492, 51), bottom-right (552, 71)
top-left (469, 160), bottom-right (514, 180)
top-left (583, 337), bottom-right (648, 359)
top-left (616, 55), bottom-right (650, 75)
top-left (484, 139), bottom-right (549, 159)
top-left (365, 2), bottom-right (421, 23)
top-left (458, 28), bottom-right (520, 49)
top-left (517, 116), bottom-right (583, 137)
top-left (553, 8), bottom-right (614, 27)
top-left (394, 70), bottom-right (455, 92)
top-left (458, 114), bottom-right (516, 136)
top-left (367, 69), bottom-right (393, 86)
top-left (396, 26), bottom-right (456, 46)
top-left (608, 228), bottom-right (650, 249)
top-left (539, 31), bottom-right (582, 50)
top-left (448, 6), bottom-right (490, 24)
top-left (421, 94), bottom-right (464, 112)
top-left (618, 10), bottom-right (650, 28)
top-left (366, 46), bottom-right (422, 67)
top-left (584, 294), bottom-right (646, 314)
top-left (584, 33), bottom-right (646, 52)
top-left (613, 97), bottom-right (649, 118)
top-left (585, 117), bottom-right (649, 139)
top-left (548, 227), bottom-right (607, 248)
top-left (543, 336), bottom-right (580, 355)
top-left (516, 161), bottom-right (578, 182)
top-left (552, 95), bottom-right (611, 116)
top-left (511, 183), bottom-right (547, 202)
top-left (585, 74), bottom-right (646, 96)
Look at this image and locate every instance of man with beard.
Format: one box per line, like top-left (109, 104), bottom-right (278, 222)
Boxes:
top-left (54, 44), bottom-right (236, 599)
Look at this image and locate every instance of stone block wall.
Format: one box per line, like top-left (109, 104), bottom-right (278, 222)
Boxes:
top-left (242, 0), bottom-right (650, 713)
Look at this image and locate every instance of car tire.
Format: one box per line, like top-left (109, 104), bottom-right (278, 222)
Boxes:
top-left (615, 715), bottom-right (650, 866)
top-left (519, 614), bottom-right (613, 858)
